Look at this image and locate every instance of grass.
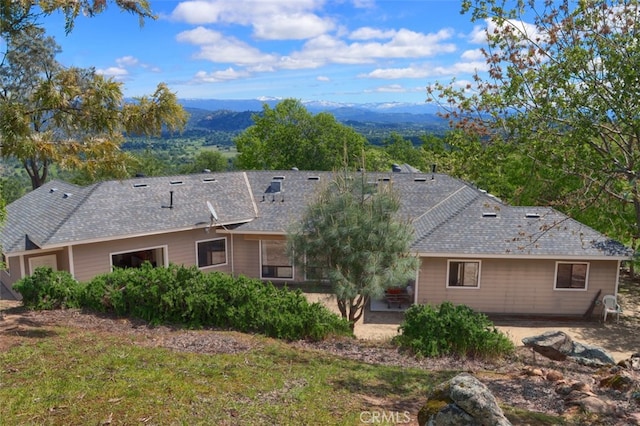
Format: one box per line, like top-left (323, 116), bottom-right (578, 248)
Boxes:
top-left (0, 308), bottom-right (609, 425)
top-left (0, 326), bottom-right (452, 425)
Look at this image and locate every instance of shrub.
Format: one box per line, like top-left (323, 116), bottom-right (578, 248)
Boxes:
top-left (13, 267), bottom-right (83, 310)
top-left (394, 302), bottom-right (515, 359)
top-left (81, 263), bottom-right (352, 341)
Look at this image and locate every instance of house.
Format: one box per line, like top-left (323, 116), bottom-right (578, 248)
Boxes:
top-left (1, 170), bottom-right (632, 316)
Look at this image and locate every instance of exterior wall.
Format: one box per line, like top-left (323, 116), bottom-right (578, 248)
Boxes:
top-left (3, 230), bottom-right (303, 292)
top-left (71, 229), bottom-right (232, 283)
top-left (417, 257), bottom-right (619, 316)
top-left (1, 256), bottom-right (23, 297)
top-left (231, 235), bottom-right (261, 279)
top-left (231, 234), bottom-right (305, 283)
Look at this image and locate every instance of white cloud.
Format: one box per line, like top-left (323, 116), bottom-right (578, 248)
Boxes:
top-left (171, 0), bottom-right (331, 40)
top-left (349, 27), bottom-right (396, 40)
top-left (317, 75), bottom-right (330, 82)
top-left (291, 28), bottom-right (456, 67)
top-left (96, 67), bottom-right (128, 79)
top-left (361, 60), bottom-right (489, 80)
top-left (116, 56), bottom-right (139, 67)
top-left (253, 12), bottom-right (335, 40)
top-left (192, 67), bottom-right (250, 83)
top-left (177, 27), bottom-right (278, 66)
top-left (469, 24), bottom-right (488, 44)
top-left (372, 84), bottom-right (406, 93)
top-left (470, 18), bottom-right (545, 45)
top-left (461, 49), bottom-right (484, 61)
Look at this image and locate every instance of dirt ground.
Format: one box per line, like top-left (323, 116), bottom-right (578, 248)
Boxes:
top-left (306, 284), bottom-right (640, 363)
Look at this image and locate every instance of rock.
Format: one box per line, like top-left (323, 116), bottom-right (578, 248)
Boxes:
top-left (546, 369), bottom-right (564, 382)
top-left (566, 395), bottom-right (617, 415)
top-left (600, 370), bottom-right (638, 392)
top-left (419, 373), bottom-right (511, 426)
top-left (555, 380), bottom-right (592, 396)
top-left (429, 404), bottom-right (476, 426)
top-left (522, 331), bottom-right (615, 367)
top-left (522, 366), bottom-right (544, 377)
top-left (618, 353), bottom-right (640, 370)
top-left (522, 331), bottom-right (573, 361)
top-left (569, 342), bottom-right (616, 367)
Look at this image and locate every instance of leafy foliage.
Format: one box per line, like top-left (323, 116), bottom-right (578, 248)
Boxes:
top-left (13, 267), bottom-right (83, 310)
top-left (430, 0), bottom-right (640, 251)
top-left (0, 6), bottom-right (188, 189)
top-left (394, 302), bottom-right (515, 359)
top-left (288, 172), bottom-right (419, 327)
top-left (15, 263), bottom-right (352, 341)
top-left (234, 99), bottom-right (367, 171)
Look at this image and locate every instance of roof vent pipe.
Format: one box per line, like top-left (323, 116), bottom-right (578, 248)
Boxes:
top-left (431, 164), bottom-right (437, 180)
top-left (162, 191), bottom-right (174, 209)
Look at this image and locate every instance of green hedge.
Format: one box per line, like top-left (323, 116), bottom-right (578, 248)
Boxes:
top-left (394, 301), bottom-right (515, 359)
top-left (14, 264), bottom-right (352, 341)
top-left (14, 267), bottom-right (83, 310)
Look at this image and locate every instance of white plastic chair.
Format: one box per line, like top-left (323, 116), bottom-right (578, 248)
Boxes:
top-left (602, 295), bottom-right (622, 322)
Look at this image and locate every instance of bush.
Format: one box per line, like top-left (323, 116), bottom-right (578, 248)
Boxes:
top-left (15, 263), bottom-right (351, 340)
top-left (13, 267), bottom-right (83, 310)
top-left (81, 263), bottom-right (352, 341)
top-left (394, 302), bottom-right (514, 359)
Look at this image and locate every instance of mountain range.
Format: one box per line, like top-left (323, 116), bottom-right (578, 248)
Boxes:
top-left (179, 98), bottom-right (446, 135)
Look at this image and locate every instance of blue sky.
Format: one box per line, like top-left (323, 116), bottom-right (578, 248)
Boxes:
top-left (42, 0), bottom-right (489, 104)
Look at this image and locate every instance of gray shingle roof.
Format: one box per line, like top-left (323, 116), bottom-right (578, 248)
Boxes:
top-left (2, 170), bottom-right (632, 259)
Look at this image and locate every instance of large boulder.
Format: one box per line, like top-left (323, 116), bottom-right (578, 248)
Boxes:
top-left (522, 330), bottom-right (573, 361)
top-left (418, 373), bottom-right (511, 426)
top-left (569, 341), bottom-right (616, 367)
top-left (522, 331), bottom-right (615, 366)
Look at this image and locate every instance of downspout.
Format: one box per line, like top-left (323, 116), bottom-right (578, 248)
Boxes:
top-left (68, 246), bottom-right (75, 279)
top-left (614, 260), bottom-right (622, 296)
top-left (413, 258), bottom-right (421, 305)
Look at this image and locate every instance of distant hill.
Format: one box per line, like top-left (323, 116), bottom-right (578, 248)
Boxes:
top-left (186, 108), bottom-right (255, 131)
top-left (180, 98), bottom-right (447, 134)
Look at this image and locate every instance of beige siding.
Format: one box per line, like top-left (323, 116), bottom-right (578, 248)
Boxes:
top-left (231, 235), bottom-right (306, 283)
top-left (231, 235), bottom-right (261, 279)
top-left (1, 256), bottom-right (23, 295)
top-left (72, 229), bottom-right (232, 283)
top-left (2, 250), bottom-right (71, 297)
top-left (417, 257), bottom-right (618, 316)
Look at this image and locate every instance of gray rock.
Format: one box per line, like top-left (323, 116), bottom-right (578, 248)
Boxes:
top-left (523, 330), bottom-right (615, 366)
top-left (421, 373), bottom-right (511, 426)
top-left (430, 404), bottom-right (477, 426)
top-left (569, 342), bottom-right (616, 367)
top-left (522, 330), bottom-right (574, 361)
top-left (619, 353), bottom-right (640, 370)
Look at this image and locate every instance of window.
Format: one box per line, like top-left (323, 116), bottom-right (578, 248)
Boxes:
top-left (305, 265), bottom-right (329, 282)
top-left (111, 247), bottom-right (165, 269)
top-left (447, 260), bottom-right (480, 288)
top-left (261, 240), bottom-right (293, 279)
top-left (555, 262), bottom-right (588, 290)
top-left (197, 238), bottom-right (227, 268)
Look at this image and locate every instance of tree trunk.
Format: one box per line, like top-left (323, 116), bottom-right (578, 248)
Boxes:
top-left (24, 157), bottom-right (48, 189)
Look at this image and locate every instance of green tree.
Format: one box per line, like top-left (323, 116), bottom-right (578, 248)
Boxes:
top-left (287, 172), bottom-right (419, 328)
top-left (1, 0), bottom-right (154, 36)
top-left (180, 150), bottom-right (228, 174)
top-left (383, 132), bottom-right (427, 171)
top-left (0, 25), bottom-right (188, 189)
top-left (429, 0), bottom-right (640, 249)
top-left (234, 99), bottom-right (367, 171)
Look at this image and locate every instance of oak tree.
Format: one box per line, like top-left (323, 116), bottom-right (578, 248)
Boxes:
top-left (0, 14), bottom-right (187, 189)
top-left (234, 99), bottom-right (367, 171)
